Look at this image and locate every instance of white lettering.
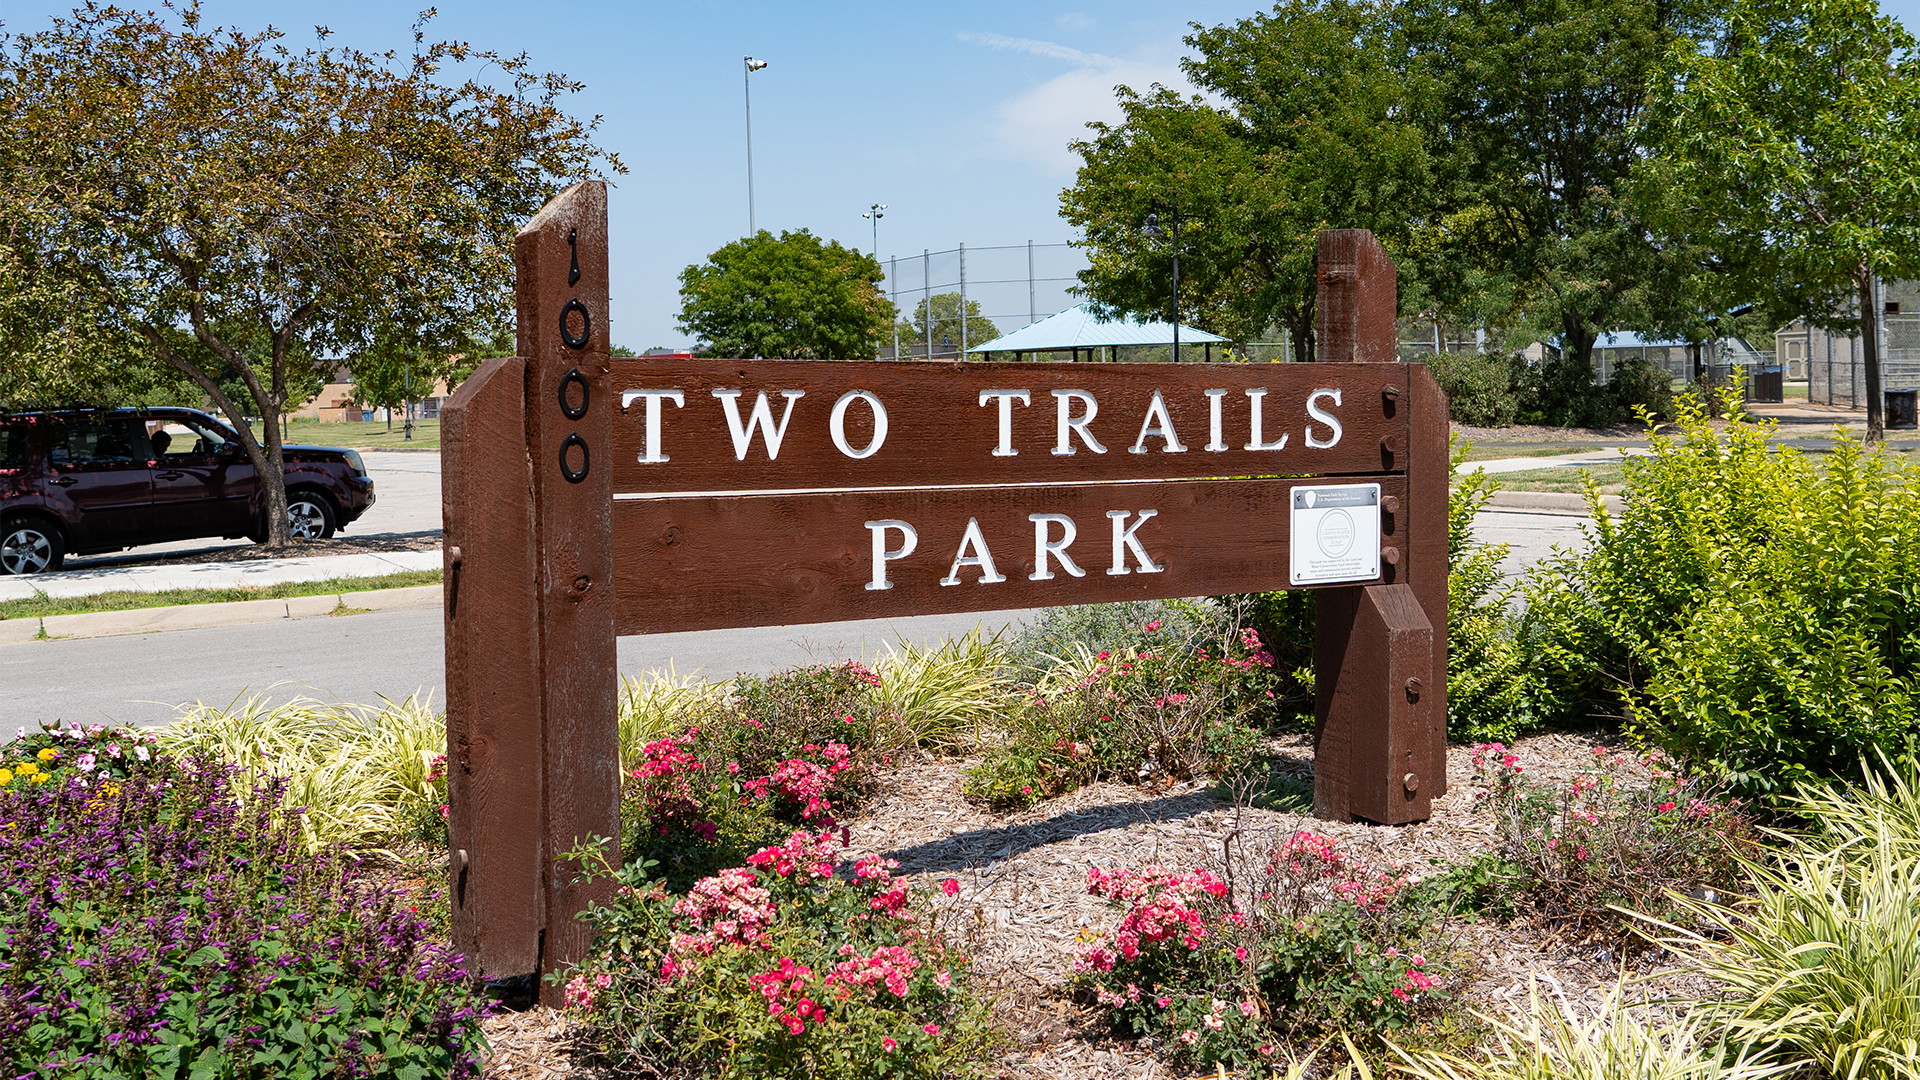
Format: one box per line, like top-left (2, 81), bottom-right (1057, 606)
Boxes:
top-left (1027, 514), bottom-right (1086, 580)
top-left (1244, 389), bottom-right (1289, 451)
top-left (1128, 391), bottom-right (1187, 455)
top-left (978, 389), bottom-right (1030, 457)
top-left (620, 389), bottom-right (685, 463)
top-left (864, 519), bottom-right (918, 591)
top-left (829, 390), bottom-right (888, 459)
top-left (1050, 389), bottom-right (1107, 456)
top-left (1105, 510), bottom-right (1164, 575)
top-left (712, 389), bottom-right (805, 461)
top-left (941, 518), bottom-right (1007, 585)
top-left (1306, 389), bottom-right (1343, 449)
top-left (1204, 389), bottom-right (1228, 452)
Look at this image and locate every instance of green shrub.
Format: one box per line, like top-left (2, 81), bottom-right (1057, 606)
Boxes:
top-left (1469, 742), bottom-right (1756, 938)
top-left (1602, 358), bottom-right (1674, 424)
top-left (1004, 598), bottom-right (1218, 683)
top-left (1519, 386), bottom-right (1920, 796)
top-left (560, 836), bottom-right (995, 1079)
top-left (1428, 352), bottom-right (1520, 428)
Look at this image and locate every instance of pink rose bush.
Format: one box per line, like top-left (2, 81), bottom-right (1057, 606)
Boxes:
top-left (965, 621), bottom-right (1280, 809)
top-left (1075, 831), bottom-right (1444, 1072)
top-left (1470, 742), bottom-right (1755, 936)
top-left (560, 828), bottom-right (991, 1080)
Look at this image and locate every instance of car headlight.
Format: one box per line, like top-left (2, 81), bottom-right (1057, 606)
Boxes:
top-left (343, 450), bottom-right (367, 477)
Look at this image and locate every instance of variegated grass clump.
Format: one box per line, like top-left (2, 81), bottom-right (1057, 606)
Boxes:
top-left (1388, 979), bottom-right (1790, 1080)
top-left (163, 689), bottom-right (445, 853)
top-left (871, 630), bottom-right (1011, 753)
top-left (618, 666), bottom-right (729, 772)
top-left (1638, 756), bottom-right (1920, 1080)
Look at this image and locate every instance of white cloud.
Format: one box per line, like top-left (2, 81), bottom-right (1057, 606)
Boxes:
top-left (1055, 12), bottom-right (1096, 31)
top-left (958, 31), bottom-right (1190, 177)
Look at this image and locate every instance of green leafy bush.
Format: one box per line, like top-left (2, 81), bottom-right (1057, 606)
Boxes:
top-left (1470, 742), bottom-right (1755, 938)
top-left (1075, 830), bottom-right (1446, 1073)
top-left (1428, 351), bottom-right (1520, 428)
top-left (1519, 387), bottom-right (1920, 796)
top-left (560, 835), bottom-right (995, 1079)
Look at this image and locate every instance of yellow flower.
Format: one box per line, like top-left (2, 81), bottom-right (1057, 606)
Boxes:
top-left (36, 748), bottom-right (58, 763)
top-left (14, 760), bottom-right (38, 776)
top-left (29, 773), bottom-right (49, 783)
top-left (0, 769), bottom-right (13, 786)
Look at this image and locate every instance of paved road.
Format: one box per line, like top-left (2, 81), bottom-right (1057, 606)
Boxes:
top-left (3, 605), bottom-right (1048, 731)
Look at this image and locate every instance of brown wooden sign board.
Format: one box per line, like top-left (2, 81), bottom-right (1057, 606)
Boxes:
top-left (442, 188), bottom-right (1450, 1001)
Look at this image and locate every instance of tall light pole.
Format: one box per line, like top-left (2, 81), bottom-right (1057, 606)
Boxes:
top-left (862, 203), bottom-right (886, 259)
top-left (1142, 208), bottom-right (1182, 362)
top-left (744, 56), bottom-right (769, 234)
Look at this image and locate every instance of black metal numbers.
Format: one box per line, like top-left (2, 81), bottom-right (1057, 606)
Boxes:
top-left (558, 226), bottom-right (592, 483)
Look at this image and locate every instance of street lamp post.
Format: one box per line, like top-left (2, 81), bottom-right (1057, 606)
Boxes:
top-left (862, 203), bottom-right (885, 260)
top-left (1142, 209), bottom-right (1181, 362)
top-left (744, 56), bottom-right (769, 234)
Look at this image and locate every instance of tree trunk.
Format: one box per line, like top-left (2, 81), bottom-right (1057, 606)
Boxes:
top-left (1562, 314), bottom-right (1599, 386)
top-left (1859, 269), bottom-right (1885, 445)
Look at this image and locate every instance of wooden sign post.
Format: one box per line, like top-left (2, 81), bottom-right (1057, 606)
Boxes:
top-left (442, 186), bottom-right (1449, 1001)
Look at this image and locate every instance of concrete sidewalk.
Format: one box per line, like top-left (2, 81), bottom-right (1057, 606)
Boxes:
top-left (0, 548), bottom-right (442, 602)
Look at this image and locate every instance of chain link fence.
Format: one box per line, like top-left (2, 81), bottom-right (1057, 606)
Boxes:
top-left (880, 243), bottom-right (1087, 360)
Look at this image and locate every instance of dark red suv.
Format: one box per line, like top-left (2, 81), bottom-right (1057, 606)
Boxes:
top-left (0, 407), bottom-right (375, 575)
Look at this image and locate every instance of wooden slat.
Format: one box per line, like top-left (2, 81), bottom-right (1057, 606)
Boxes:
top-left (516, 182), bottom-right (621, 1003)
top-left (1406, 363), bottom-right (1451, 798)
top-left (441, 356), bottom-right (544, 978)
top-left (607, 360), bottom-right (1409, 494)
top-left (611, 476), bottom-right (1410, 636)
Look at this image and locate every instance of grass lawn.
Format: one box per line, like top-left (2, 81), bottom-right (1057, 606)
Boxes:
top-left (283, 417), bottom-right (440, 450)
top-left (1458, 442), bottom-right (1624, 461)
top-left (0, 569), bottom-right (442, 622)
top-left (1473, 463), bottom-right (1630, 494)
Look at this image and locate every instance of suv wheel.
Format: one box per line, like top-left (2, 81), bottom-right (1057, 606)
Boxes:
top-left (286, 494), bottom-right (338, 540)
top-left (1, 518), bottom-right (65, 575)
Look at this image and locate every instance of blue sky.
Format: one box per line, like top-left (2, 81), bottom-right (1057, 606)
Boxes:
top-left (8, 1), bottom-right (1920, 350)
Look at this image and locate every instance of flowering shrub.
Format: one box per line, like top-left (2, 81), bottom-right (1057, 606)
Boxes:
top-left (0, 720), bottom-right (166, 790)
top-left (968, 623), bottom-right (1276, 808)
top-left (1076, 831), bottom-right (1445, 1073)
top-left (0, 744), bottom-right (487, 1077)
top-left (1471, 742), bottom-right (1756, 936)
top-left (561, 832), bottom-right (993, 1078)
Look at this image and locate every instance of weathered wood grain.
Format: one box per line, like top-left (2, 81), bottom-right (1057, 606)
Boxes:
top-left (441, 356), bottom-right (544, 978)
top-left (611, 477), bottom-right (1411, 636)
top-left (517, 182), bottom-right (621, 1003)
top-left (608, 360), bottom-right (1410, 494)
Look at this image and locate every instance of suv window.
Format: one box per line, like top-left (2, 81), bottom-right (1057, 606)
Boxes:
top-left (0, 424), bottom-right (23, 470)
top-left (49, 417), bottom-right (149, 468)
top-left (148, 416), bottom-right (231, 459)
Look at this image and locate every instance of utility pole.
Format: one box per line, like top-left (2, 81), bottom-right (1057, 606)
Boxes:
top-left (862, 203), bottom-right (885, 260)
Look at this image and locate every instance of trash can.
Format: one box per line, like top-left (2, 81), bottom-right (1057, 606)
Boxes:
top-left (1888, 389), bottom-right (1919, 430)
top-left (1752, 366), bottom-right (1784, 403)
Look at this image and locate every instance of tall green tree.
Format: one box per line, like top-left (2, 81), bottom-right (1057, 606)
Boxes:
top-left (678, 230), bottom-right (894, 360)
top-left (899, 292), bottom-right (1000, 355)
top-left (1640, 0), bottom-right (1920, 443)
top-left (1061, 0), bottom-right (1430, 361)
top-left (1399, 0), bottom-right (1718, 377)
top-left (0, 6), bottom-right (615, 543)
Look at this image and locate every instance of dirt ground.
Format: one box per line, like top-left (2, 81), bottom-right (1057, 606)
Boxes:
top-left (480, 728), bottom-right (1712, 1078)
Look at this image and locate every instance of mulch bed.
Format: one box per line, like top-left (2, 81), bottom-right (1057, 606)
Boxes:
top-left (480, 728), bottom-right (1712, 1078)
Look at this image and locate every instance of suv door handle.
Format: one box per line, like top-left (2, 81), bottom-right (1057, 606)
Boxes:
top-left (50, 476), bottom-right (77, 487)
top-left (156, 470), bottom-right (184, 480)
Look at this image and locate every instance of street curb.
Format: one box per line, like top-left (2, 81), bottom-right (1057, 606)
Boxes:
top-left (0, 584), bottom-right (443, 646)
top-left (1480, 490), bottom-right (1622, 516)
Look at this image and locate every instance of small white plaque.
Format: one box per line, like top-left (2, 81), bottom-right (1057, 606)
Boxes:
top-left (1290, 483), bottom-right (1381, 586)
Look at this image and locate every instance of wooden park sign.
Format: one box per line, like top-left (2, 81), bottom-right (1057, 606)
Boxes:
top-left (442, 182), bottom-right (1451, 1001)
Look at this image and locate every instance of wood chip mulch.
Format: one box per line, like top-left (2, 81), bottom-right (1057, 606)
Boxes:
top-left (482, 729), bottom-right (1715, 1078)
